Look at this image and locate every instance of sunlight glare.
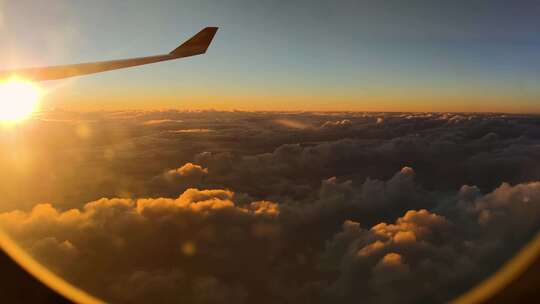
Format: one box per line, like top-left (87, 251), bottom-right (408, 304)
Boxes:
top-left (0, 78), bottom-right (42, 122)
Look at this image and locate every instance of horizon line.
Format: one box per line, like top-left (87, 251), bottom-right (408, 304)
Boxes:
top-left (34, 108), bottom-right (540, 116)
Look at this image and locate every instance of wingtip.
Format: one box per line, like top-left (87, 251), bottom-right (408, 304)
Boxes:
top-left (170, 26), bottom-right (219, 56)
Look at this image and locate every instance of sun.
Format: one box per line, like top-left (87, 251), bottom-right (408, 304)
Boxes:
top-left (0, 78), bottom-right (42, 122)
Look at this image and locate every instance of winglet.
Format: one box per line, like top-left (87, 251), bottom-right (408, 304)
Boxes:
top-left (170, 27), bottom-right (219, 57)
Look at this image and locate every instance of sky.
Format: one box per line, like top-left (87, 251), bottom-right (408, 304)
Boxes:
top-left (0, 0), bottom-right (539, 112)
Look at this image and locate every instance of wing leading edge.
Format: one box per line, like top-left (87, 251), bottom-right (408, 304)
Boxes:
top-left (0, 27), bottom-right (218, 82)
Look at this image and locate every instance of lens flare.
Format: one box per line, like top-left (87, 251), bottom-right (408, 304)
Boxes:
top-left (0, 78), bottom-right (41, 122)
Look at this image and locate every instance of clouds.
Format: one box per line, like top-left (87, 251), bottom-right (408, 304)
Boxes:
top-left (465, 181), bottom-right (540, 237)
top-left (321, 119), bottom-right (352, 128)
top-left (164, 162), bottom-right (209, 181)
top-left (3, 110), bottom-right (538, 211)
top-left (2, 166), bottom-right (540, 303)
top-left (319, 179), bottom-right (540, 304)
top-left (149, 162), bottom-right (210, 197)
top-left (1, 110), bottom-right (540, 303)
top-left (0, 187), bottom-right (282, 304)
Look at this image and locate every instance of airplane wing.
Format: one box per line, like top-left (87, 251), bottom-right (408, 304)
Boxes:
top-left (0, 27), bottom-right (218, 82)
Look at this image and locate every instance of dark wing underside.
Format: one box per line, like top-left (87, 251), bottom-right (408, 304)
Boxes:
top-left (0, 27), bottom-right (218, 82)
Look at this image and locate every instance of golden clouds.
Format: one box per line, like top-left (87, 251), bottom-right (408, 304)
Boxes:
top-left (164, 163), bottom-right (209, 181)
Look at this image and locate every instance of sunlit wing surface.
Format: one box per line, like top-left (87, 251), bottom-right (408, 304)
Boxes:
top-left (0, 27), bottom-right (218, 81)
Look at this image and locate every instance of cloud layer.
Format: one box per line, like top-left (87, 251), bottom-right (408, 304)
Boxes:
top-left (2, 169), bottom-right (540, 303)
top-left (0, 110), bottom-right (540, 303)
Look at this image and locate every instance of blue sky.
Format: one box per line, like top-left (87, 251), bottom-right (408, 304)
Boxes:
top-left (0, 0), bottom-right (539, 112)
